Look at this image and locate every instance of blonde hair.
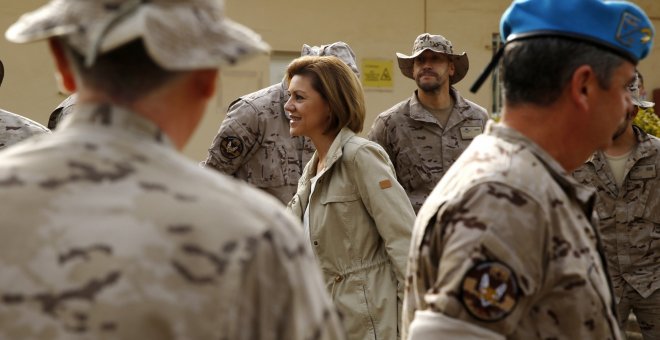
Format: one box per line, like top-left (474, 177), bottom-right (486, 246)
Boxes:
top-left (286, 56), bottom-right (365, 134)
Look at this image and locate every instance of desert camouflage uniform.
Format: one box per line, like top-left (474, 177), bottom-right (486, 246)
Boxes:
top-left (0, 104), bottom-right (345, 340)
top-left (0, 108), bottom-right (49, 150)
top-left (202, 81), bottom-right (314, 204)
top-left (573, 125), bottom-right (660, 339)
top-left (368, 88), bottom-right (488, 212)
top-left (404, 122), bottom-right (621, 340)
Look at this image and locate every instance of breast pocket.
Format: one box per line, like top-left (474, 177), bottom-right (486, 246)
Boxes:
top-left (247, 142), bottom-right (286, 187)
top-left (321, 191), bottom-right (361, 226)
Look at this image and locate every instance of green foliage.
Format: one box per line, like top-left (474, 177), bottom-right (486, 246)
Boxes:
top-left (634, 107), bottom-right (660, 137)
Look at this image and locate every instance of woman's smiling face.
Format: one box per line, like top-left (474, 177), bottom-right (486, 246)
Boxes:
top-left (284, 74), bottom-right (331, 139)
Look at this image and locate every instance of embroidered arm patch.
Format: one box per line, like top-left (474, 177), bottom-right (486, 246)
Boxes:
top-left (460, 261), bottom-right (519, 322)
top-left (220, 136), bottom-right (244, 159)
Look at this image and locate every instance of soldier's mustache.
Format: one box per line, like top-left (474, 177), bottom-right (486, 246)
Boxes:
top-left (418, 71), bottom-right (438, 79)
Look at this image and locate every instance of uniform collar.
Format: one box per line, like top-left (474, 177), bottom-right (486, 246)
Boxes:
top-left (59, 102), bottom-right (173, 147)
top-left (586, 125), bottom-right (657, 165)
top-left (630, 125), bottom-right (657, 160)
top-left (409, 87), bottom-right (473, 126)
top-left (487, 122), bottom-right (596, 210)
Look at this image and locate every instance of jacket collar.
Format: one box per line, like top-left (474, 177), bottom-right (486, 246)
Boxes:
top-left (586, 125), bottom-right (656, 163)
top-left (409, 87), bottom-right (475, 129)
top-left (324, 127), bottom-right (355, 170)
top-left (303, 127), bottom-right (356, 181)
top-left (629, 125), bottom-right (658, 162)
top-left (59, 102), bottom-right (173, 147)
top-left (488, 122), bottom-right (596, 214)
top-left (585, 125), bottom-right (656, 196)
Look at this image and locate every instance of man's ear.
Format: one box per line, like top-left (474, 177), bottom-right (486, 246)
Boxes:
top-left (569, 64), bottom-right (595, 113)
top-left (448, 60), bottom-right (456, 77)
top-left (48, 39), bottom-right (77, 92)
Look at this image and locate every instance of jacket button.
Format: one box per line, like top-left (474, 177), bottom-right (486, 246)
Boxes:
top-left (313, 241), bottom-right (319, 246)
top-left (335, 276), bottom-right (343, 283)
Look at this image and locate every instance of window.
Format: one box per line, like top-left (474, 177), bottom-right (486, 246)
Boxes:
top-left (269, 51), bottom-right (299, 85)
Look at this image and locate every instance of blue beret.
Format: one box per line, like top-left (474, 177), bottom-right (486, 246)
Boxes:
top-left (501, 0), bottom-right (654, 63)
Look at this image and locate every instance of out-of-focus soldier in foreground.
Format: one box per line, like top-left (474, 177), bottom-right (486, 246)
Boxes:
top-left (403, 0), bottom-right (654, 339)
top-left (368, 33), bottom-right (488, 213)
top-left (0, 0), bottom-right (345, 339)
top-left (573, 72), bottom-right (660, 340)
top-left (202, 42), bottom-right (359, 204)
top-left (0, 58), bottom-right (49, 149)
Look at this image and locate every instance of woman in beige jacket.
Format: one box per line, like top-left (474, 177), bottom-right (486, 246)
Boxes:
top-left (285, 56), bottom-right (415, 339)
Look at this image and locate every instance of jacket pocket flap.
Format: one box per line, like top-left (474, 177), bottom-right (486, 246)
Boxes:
top-left (321, 192), bottom-right (360, 204)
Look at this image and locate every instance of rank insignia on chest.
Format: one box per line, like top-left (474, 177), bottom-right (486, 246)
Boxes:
top-left (460, 261), bottom-right (520, 322)
top-left (220, 136), bottom-right (244, 159)
top-left (460, 126), bottom-right (483, 140)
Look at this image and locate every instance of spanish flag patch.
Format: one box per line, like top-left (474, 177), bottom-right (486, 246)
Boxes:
top-left (379, 179), bottom-right (392, 189)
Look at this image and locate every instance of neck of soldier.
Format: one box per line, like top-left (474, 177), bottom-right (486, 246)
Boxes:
top-left (77, 72), bottom-right (214, 150)
top-left (417, 83), bottom-right (452, 110)
top-left (605, 121), bottom-right (636, 157)
top-left (502, 99), bottom-right (597, 173)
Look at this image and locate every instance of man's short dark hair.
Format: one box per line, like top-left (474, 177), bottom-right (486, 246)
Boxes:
top-left (62, 39), bottom-right (184, 104)
top-left (502, 37), bottom-right (626, 107)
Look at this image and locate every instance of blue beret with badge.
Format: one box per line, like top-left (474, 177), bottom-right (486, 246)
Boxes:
top-left (501, 0), bottom-right (654, 63)
top-left (471, 0), bottom-right (655, 93)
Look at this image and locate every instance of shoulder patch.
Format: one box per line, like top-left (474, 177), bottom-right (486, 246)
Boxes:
top-left (220, 136), bottom-right (244, 159)
top-left (379, 179), bottom-right (392, 189)
top-left (460, 261), bottom-right (519, 322)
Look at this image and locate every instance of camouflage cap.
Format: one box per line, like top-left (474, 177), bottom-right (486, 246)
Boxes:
top-left (5, 0), bottom-right (270, 70)
top-left (629, 72), bottom-right (654, 108)
top-left (301, 42), bottom-right (360, 77)
top-left (396, 33), bottom-right (469, 84)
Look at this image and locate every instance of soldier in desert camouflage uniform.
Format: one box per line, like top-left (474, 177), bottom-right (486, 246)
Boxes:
top-left (0, 1), bottom-right (345, 339)
top-left (573, 72), bottom-right (660, 340)
top-left (368, 33), bottom-right (488, 212)
top-left (403, 0), bottom-right (654, 339)
top-left (202, 42), bottom-right (359, 204)
top-left (0, 59), bottom-right (49, 149)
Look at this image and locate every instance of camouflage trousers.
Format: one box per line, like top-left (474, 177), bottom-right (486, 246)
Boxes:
top-left (617, 283), bottom-right (660, 340)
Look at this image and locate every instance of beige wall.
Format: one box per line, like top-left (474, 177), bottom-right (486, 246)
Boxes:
top-left (1, 0), bottom-right (659, 161)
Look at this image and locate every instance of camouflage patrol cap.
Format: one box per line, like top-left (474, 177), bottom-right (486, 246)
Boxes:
top-left (301, 42), bottom-right (360, 77)
top-left (629, 72), bottom-right (654, 108)
top-left (5, 0), bottom-right (270, 70)
top-left (396, 33), bottom-right (469, 84)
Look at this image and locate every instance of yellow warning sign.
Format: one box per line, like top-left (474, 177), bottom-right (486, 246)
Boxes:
top-left (361, 59), bottom-right (394, 89)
